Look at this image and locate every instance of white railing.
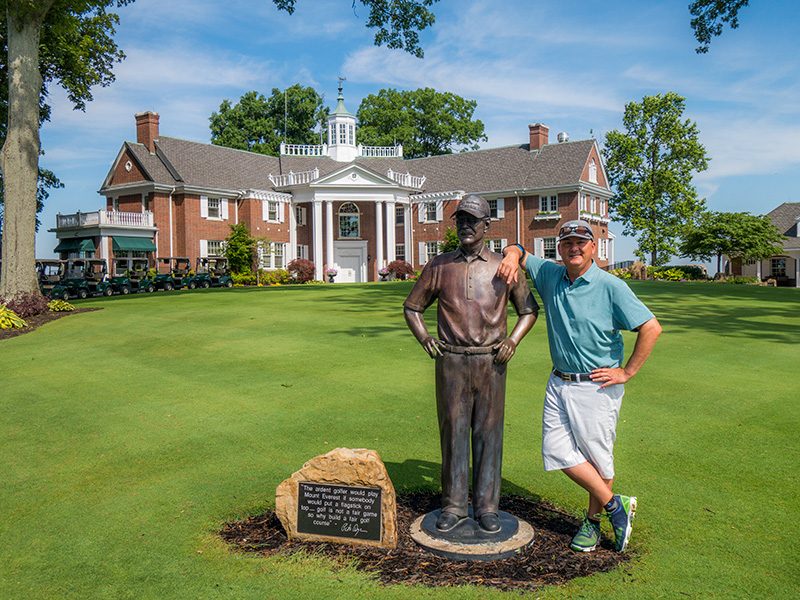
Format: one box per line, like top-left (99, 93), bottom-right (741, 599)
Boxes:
top-left (579, 211), bottom-right (610, 224)
top-left (280, 142), bottom-right (327, 156)
top-left (359, 144), bottom-right (403, 158)
top-left (387, 169), bottom-right (425, 189)
top-left (269, 168), bottom-right (319, 188)
top-left (56, 210), bottom-right (154, 228)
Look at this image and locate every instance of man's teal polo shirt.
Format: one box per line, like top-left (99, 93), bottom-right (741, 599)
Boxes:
top-left (523, 257), bottom-right (654, 373)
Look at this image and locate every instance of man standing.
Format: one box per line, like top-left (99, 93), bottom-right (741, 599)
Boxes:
top-left (497, 220), bottom-right (661, 552)
top-left (404, 195), bottom-right (538, 533)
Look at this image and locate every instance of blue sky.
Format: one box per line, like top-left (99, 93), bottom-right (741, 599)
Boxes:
top-left (37, 0), bottom-right (799, 264)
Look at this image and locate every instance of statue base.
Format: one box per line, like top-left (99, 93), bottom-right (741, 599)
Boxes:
top-left (410, 508), bottom-right (534, 561)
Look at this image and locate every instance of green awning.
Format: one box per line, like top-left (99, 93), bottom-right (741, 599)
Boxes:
top-left (54, 238), bottom-right (95, 252)
top-left (113, 236), bottom-right (156, 252)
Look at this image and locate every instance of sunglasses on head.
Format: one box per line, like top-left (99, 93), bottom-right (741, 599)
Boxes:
top-left (558, 225), bottom-right (593, 239)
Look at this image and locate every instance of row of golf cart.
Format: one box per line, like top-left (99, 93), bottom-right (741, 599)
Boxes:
top-left (36, 257), bottom-right (233, 300)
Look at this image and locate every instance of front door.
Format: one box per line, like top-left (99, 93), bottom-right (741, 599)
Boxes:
top-left (334, 241), bottom-right (367, 283)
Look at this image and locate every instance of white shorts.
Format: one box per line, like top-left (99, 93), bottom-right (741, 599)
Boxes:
top-left (541, 373), bottom-right (624, 479)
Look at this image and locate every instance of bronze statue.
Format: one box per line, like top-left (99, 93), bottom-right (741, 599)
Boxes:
top-left (404, 195), bottom-right (538, 533)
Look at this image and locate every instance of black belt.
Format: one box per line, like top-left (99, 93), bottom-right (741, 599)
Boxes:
top-left (553, 369), bottom-right (593, 383)
top-left (442, 343), bottom-right (496, 355)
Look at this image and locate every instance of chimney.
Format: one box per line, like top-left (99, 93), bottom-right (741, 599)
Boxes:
top-left (529, 123), bottom-right (549, 151)
top-left (135, 111), bottom-right (160, 153)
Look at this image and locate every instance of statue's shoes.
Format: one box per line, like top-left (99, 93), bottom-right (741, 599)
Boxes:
top-left (435, 511), bottom-right (463, 531)
top-left (478, 512), bottom-right (501, 533)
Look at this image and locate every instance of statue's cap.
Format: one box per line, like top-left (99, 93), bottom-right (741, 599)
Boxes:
top-left (454, 195), bottom-right (490, 219)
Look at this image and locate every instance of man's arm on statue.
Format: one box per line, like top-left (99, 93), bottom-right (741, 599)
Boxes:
top-left (404, 307), bottom-right (444, 358)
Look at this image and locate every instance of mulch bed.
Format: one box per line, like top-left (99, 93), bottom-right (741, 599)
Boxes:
top-left (0, 307), bottom-right (100, 341)
top-left (220, 492), bottom-right (631, 592)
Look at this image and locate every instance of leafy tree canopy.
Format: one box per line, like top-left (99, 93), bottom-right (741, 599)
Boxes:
top-left (603, 92), bottom-right (709, 266)
top-left (690, 0), bottom-right (750, 53)
top-left (357, 88), bottom-right (486, 158)
top-left (272, 0), bottom-right (439, 58)
top-left (439, 226), bottom-right (459, 253)
top-left (209, 86), bottom-right (328, 156)
top-left (680, 210), bottom-right (785, 273)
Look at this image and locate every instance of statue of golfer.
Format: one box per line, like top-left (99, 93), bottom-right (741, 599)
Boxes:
top-left (404, 195), bottom-right (538, 533)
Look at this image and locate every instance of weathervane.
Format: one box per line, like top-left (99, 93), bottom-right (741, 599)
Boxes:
top-left (337, 75), bottom-right (346, 97)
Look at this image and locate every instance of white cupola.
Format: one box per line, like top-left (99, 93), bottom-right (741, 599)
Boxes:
top-left (327, 78), bottom-right (357, 162)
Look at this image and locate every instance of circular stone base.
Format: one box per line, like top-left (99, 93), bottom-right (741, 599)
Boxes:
top-left (410, 510), bottom-right (535, 561)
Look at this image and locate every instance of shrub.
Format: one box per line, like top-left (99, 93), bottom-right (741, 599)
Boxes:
top-left (387, 260), bottom-right (415, 280)
top-left (224, 224), bottom-right (256, 274)
top-left (0, 305), bottom-right (27, 329)
top-left (714, 275), bottom-right (759, 285)
top-left (231, 272), bottom-right (257, 286)
top-left (47, 299), bottom-right (75, 312)
top-left (647, 266), bottom-right (685, 281)
top-left (0, 292), bottom-right (49, 318)
top-left (288, 258), bottom-right (316, 283)
top-left (609, 268), bottom-right (632, 280)
top-left (259, 269), bottom-right (291, 285)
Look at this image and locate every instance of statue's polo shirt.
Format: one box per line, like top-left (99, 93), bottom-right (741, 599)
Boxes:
top-left (524, 257), bottom-right (654, 373)
top-left (405, 245), bottom-right (537, 347)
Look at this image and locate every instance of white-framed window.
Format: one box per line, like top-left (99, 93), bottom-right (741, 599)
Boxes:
top-left (590, 196), bottom-right (597, 214)
top-left (112, 197), bottom-right (120, 211)
top-left (425, 241), bottom-right (439, 261)
top-left (348, 124), bottom-right (354, 145)
top-left (295, 205), bottom-right (307, 226)
top-left (207, 240), bottom-right (225, 257)
top-left (396, 243), bottom-right (405, 261)
top-left (598, 238), bottom-right (608, 260)
top-left (267, 201), bottom-right (280, 222)
top-left (485, 239), bottom-right (507, 253)
top-left (396, 205), bottom-right (405, 225)
top-left (339, 202), bottom-right (360, 238)
top-left (259, 242), bottom-right (287, 269)
top-left (543, 237), bottom-right (557, 260)
top-left (338, 123), bottom-right (347, 144)
top-left (539, 195), bottom-right (558, 212)
top-left (589, 158), bottom-right (598, 184)
top-left (599, 199), bottom-right (607, 216)
top-left (579, 193), bottom-right (588, 212)
top-left (771, 257), bottom-right (787, 277)
top-left (487, 198), bottom-right (505, 220)
top-left (426, 202), bottom-right (437, 222)
top-left (296, 244), bottom-right (309, 260)
top-left (208, 198), bottom-right (221, 219)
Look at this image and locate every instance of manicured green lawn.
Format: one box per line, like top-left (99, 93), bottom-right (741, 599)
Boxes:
top-left (1, 281), bottom-right (797, 599)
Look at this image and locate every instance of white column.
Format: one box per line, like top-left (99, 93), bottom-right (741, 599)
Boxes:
top-left (375, 200), bottom-right (384, 269)
top-left (756, 260), bottom-right (762, 280)
top-left (288, 202), bottom-right (297, 262)
top-left (795, 255), bottom-right (799, 288)
top-left (386, 200), bottom-right (396, 262)
top-left (405, 204), bottom-right (413, 265)
top-left (325, 201), bottom-right (334, 271)
top-left (313, 201), bottom-right (323, 280)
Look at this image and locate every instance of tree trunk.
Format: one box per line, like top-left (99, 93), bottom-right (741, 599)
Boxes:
top-left (717, 253), bottom-right (721, 275)
top-left (0, 5), bottom-right (51, 300)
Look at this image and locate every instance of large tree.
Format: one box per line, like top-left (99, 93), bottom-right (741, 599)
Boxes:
top-left (0, 0), bottom-right (130, 299)
top-left (1, 0), bottom-right (440, 299)
top-left (209, 86), bottom-right (328, 156)
top-left (680, 210), bottom-right (785, 274)
top-left (357, 87), bottom-right (486, 158)
top-left (603, 92), bottom-right (709, 266)
top-left (690, 0), bottom-right (750, 53)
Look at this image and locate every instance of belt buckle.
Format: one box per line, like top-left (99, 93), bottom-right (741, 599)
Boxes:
top-left (559, 372), bottom-right (571, 382)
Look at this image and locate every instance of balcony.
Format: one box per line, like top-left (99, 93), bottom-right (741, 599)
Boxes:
top-left (360, 144), bottom-right (402, 158)
top-left (280, 142), bottom-right (327, 156)
top-left (55, 210), bottom-right (154, 229)
top-left (387, 169), bottom-right (426, 189)
top-left (269, 168), bottom-right (320, 188)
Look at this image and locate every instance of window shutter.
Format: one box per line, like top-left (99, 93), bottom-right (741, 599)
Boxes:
top-left (417, 204), bottom-right (424, 223)
top-left (435, 201), bottom-right (443, 221)
top-left (221, 199), bottom-right (229, 220)
top-left (262, 200), bottom-right (268, 221)
top-left (496, 199), bottom-right (505, 219)
top-left (533, 237), bottom-right (543, 258)
top-left (200, 196), bottom-right (208, 218)
top-left (278, 202), bottom-right (285, 223)
top-left (555, 239), bottom-right (562, 260)
top-left (501, 238), bottom-right (508, 251)
top-left (200, 240), bottom-right (208, 258)
top-left (418, 242), bottom-right (426, 264)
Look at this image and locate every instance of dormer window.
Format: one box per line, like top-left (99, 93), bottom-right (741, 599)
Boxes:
top-left (589, 158), bottom-right (598, 184)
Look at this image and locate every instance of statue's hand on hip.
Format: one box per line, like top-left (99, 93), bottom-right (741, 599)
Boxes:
top-left (422, 336), bottom-right (445, 359)
top-left (493, 338), bottom-right (517, 364)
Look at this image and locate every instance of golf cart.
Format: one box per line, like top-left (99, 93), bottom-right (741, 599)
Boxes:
top-left (154, 257), bottom-right (194, 290)
top-left (194, 257), bottom-right (233, 288)
top-left (111, 257), bottom-right (155, 294)
top-left (36, 259), bottom-right (65, 296)
top-left (51, 258), bottom-right (113, 299)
